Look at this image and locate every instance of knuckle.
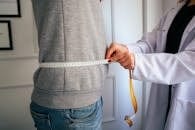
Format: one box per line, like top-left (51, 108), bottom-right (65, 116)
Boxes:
top-left (112, 43), bottom-right (116, 47)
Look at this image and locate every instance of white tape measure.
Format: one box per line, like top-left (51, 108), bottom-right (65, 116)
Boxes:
top-left (39, 59), bottom-right (109, 68)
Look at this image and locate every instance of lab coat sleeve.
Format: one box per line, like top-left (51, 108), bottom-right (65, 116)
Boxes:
top-left (126, 31), bottom-right (158, 54)
top-left (133, 39), bottom-right (195, 85)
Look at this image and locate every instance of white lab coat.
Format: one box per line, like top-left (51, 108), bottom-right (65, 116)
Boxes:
top-left (127, 2), bottom-right (195, 130)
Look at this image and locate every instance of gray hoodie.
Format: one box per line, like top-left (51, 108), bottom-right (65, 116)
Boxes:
top-left (31, 0), bottom-right (108, 109)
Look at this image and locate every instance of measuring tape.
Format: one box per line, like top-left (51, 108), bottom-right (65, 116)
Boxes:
top-left (40, 59), bottom-right (109, 68)
top-left (39, 59), bottom-right (138, 126)
top-left (124, 70), bottom-right (138, 127)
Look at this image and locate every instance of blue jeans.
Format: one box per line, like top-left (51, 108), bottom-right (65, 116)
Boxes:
top-left (30, 98), bottom-right (103, 130)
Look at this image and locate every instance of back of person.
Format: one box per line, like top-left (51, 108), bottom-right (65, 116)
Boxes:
top-left (31, 0), bottom-right (108, 109)
top-left (30, 0), bottom-right (108, 130)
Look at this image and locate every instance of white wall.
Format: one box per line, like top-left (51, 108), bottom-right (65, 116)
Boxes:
top-left (0, 0), bottom-right (38, 87)
top-left (143, 0), bottom-right (163, 32)
top-left (0, 86), bottom-right (35, 130)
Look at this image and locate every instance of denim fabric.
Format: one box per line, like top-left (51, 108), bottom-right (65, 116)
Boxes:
top-left (30, 98), bottom-right (103, 130)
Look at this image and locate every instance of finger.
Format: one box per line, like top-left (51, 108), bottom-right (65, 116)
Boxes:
top-left (124, 65), bottom-right (131, 69)
top-left (106, 44), bottom-right (117, 59)
top-left (111, 50), bottom-right (128, 62)
top-left (114, 52), bottom-right (126, 62)
top-left (121, 61), bottom-right (131, 68)
top-left (129, 53), bottom-right (135, 69)
top-left (121, 55), bottom-right (134, 69)
top-left (110, 54), bottom-right (120, 62)
top-left (118, 56), bottom-right (128, 64)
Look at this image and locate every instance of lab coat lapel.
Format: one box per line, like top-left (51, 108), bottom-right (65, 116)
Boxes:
top-left (179, 16), bottom-right (195, 50)
top-left (160, 4), bottom-right (184, 51)
top-left (163, 2), bottom-right (195, 52)
top-left (162, 3), bottom-right (184, 31)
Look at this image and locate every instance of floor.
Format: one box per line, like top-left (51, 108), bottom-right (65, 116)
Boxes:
top-left (103, 120), bottom-right (131, 130)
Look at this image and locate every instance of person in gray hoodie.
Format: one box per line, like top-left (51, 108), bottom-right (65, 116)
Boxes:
top-left (30, 0), bottom-right (108, 130)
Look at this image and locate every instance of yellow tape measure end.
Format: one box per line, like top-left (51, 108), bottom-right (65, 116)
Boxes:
top-left (124, 115), bottom-right (133, 127)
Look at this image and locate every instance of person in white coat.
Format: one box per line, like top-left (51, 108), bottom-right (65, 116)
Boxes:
top-left (106, 0), bottom-right (195, 130)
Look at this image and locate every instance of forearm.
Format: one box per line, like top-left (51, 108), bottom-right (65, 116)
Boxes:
top-left (133, 51), bottom-right (195, 85)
